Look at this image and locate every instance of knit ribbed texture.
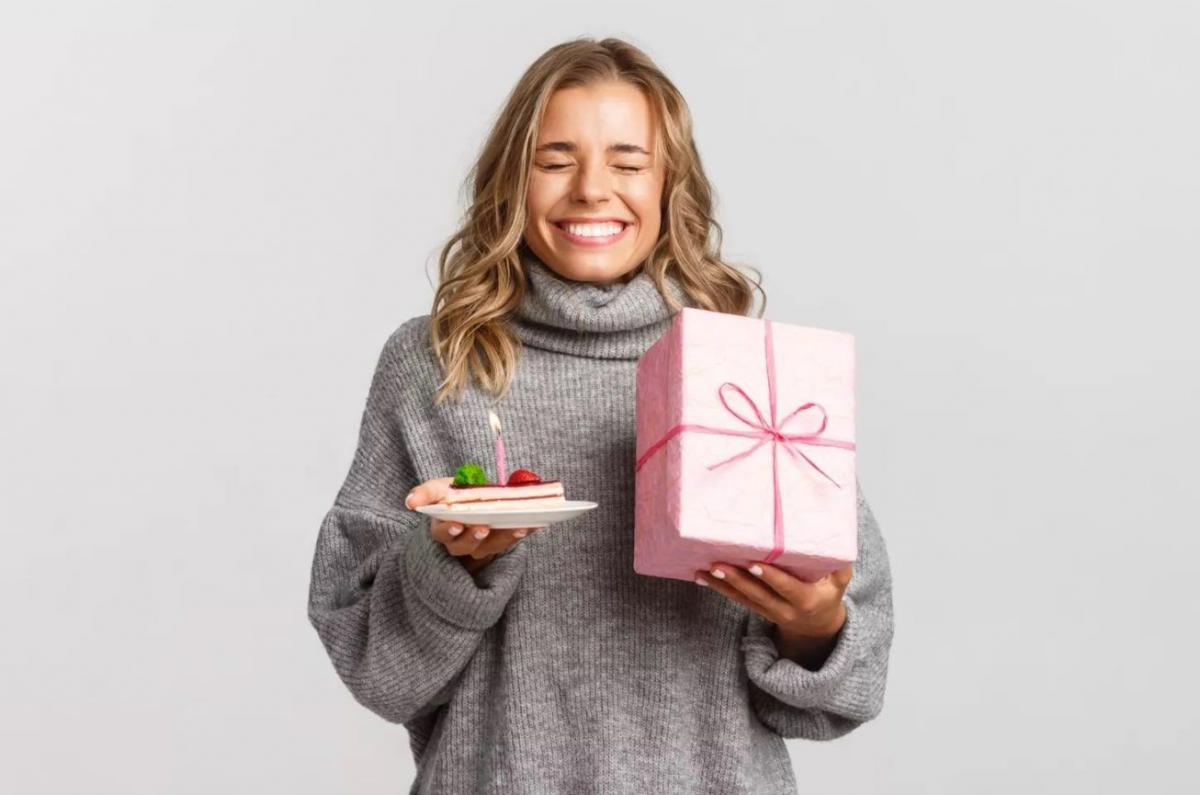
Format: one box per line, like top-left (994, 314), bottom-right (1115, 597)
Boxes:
top-left (306, 246), bottom-right (895, 794)
top-left (507, 242), bottom-right (691, 359)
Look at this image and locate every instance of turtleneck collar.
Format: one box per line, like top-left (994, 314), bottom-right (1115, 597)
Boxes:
top-left (507, 243), bottom-right (691, 360)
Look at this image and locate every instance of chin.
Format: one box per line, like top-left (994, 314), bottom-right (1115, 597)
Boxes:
top-left (558, 260), bottom-right (637, 285)
top-left (526, 230), bottom-right (644, 285)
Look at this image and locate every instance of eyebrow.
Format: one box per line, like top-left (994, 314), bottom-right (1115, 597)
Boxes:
top-left (535, 141), bottom-right (651, 156)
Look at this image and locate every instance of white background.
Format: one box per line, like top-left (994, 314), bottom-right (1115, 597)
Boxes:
top-left (2, 1), bottom-right (1197, 792)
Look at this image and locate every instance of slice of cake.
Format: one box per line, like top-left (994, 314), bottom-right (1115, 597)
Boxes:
top-left (439, 464), bottom-right (566, 512)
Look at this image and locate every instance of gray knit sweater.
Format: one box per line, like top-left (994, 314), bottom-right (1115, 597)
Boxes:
top-left (306, 244), bottom-right (895, 794)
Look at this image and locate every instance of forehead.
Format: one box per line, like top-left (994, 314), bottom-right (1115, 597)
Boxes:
top-left (537, 82), bottom-right (656, 146)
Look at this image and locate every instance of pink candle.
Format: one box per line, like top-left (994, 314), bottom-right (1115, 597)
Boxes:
top-left (488, 410), bottom-right (507, 485)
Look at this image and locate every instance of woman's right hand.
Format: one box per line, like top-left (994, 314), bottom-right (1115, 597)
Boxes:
top-left (405, 476), bottom-right (537, 573)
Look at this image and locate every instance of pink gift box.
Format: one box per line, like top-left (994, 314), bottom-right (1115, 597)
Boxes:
top-left (634, 307), bottom-right (858, 583)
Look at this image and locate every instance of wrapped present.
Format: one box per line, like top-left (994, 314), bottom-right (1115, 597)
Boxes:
top-left (634, 307), bottom-right (857, 583)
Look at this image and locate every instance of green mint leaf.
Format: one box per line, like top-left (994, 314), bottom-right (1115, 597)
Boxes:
top-left (452, 462), bottom-right (488, 486)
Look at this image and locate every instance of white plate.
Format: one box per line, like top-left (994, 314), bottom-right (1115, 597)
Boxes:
top-left (414, 500), bottom-right (598, 529)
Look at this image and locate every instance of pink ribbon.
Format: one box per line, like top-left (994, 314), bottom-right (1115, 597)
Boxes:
top-left (634, 320), bottom-right (856, 563)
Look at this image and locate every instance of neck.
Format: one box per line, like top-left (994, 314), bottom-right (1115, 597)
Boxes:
top-left (506, 243), bottom-right (690, 360)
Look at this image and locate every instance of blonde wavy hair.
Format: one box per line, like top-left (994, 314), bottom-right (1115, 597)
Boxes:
top-left (429, 36), bottom-right (766, 405)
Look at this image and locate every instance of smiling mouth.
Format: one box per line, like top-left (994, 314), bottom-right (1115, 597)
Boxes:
top-left (552, 221), bottom-right (630, 230)
top-left (550, 221), bottom-right (632, 247)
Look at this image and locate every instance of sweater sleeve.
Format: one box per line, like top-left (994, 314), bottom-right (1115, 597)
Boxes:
top-left (740, 480), bottom-right (895, 740)
top-left (306, 328), bottom-right (532, 725)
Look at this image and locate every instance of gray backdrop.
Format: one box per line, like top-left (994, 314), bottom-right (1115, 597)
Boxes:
top-left (2, 1), bottom-right (1196, 792)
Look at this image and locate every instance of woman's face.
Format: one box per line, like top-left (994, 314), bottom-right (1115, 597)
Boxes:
top-left (523, 81), bottom-right (665, 285)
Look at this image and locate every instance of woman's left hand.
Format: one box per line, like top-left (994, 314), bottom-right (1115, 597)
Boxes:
top-left (696, 561), bottom-right (853, 664)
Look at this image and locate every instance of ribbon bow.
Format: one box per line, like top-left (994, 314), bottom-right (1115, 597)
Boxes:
top-left (634, 319), bottom-right (855, 563)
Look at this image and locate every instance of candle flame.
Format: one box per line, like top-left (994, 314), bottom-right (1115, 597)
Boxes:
top-left (488, 410), bottom-right (502, 435)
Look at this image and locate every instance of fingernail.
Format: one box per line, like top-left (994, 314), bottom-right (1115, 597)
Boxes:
top-left (749, 564), bottom-right (764, 577)
top-left (695, 576), bottom-right (709, 587)
top-left (404, 493), bottom-right (414, 509)
top-left (474, 528), bottom-right (489, 540)
top-left (448, 524), bottom-right (463, 536)
top-left (710, 568), bottom-right (725, 580)
top-left (514, 530), bottom-right (527, 538)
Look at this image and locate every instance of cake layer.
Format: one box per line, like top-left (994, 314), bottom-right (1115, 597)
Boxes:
top-left (442, 481), bottom-right (564, 505)
top-left (442, 495), bottom-right (567, 512)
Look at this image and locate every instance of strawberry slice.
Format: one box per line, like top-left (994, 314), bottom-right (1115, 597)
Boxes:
top-left (506, 468), bottom-right (542, 485)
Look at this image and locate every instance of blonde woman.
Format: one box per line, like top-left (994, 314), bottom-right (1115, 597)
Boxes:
top-left (307, 36), bottom-right (894, 794)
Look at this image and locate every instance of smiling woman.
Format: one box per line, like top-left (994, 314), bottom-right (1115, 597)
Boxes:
top-left (306, 36), bottom-right (895, 795)
top-left (425, 38), bottom-right (764, 406)
top-left (524, 82), bottom-right (665, 284)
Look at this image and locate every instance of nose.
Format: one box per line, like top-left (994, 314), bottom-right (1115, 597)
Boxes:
top-left (570, 159), bottom-right (613, 205)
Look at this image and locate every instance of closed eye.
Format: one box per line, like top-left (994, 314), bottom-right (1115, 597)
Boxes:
top-left (540, 164), bottom-right (644, 173)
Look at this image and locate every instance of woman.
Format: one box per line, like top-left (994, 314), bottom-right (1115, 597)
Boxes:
top-left (307, 36), bottom-right (895, 794)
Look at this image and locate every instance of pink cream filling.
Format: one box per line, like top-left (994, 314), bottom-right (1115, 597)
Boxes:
top-left (441, 480), bottom-right (564, 506)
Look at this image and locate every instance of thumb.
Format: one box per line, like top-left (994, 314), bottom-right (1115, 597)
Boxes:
top-left (404, 476), bottom-right (455, 509)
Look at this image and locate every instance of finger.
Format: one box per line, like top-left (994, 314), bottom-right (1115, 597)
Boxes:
top-left (405, 477), bottom-right (455, 510)
top-left (832, 564), bottom-right (854, 590)
top-left (745, 560), bottom-right (826, 608)
top-left (751, 561), bottom-right (852, 616)
top-left (471, 527), bottom-right (530, 558)
top-left (695, 571), bottom-right (774, 621)
top-left (444, 523), bottom-right (491, 557)
top-left (708, 563), bottom-right (791, 618)
top-left (430, 518), bottom-right (467, 546)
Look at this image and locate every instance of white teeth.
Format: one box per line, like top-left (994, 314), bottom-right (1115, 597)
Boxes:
top-left (560, 222), bottom-right (625, 237)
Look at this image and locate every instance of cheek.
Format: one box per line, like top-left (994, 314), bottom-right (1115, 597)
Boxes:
top-left (525, 180), bottom-right (555, 221)
top-left (627, 178), bottom-right (665, 226)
